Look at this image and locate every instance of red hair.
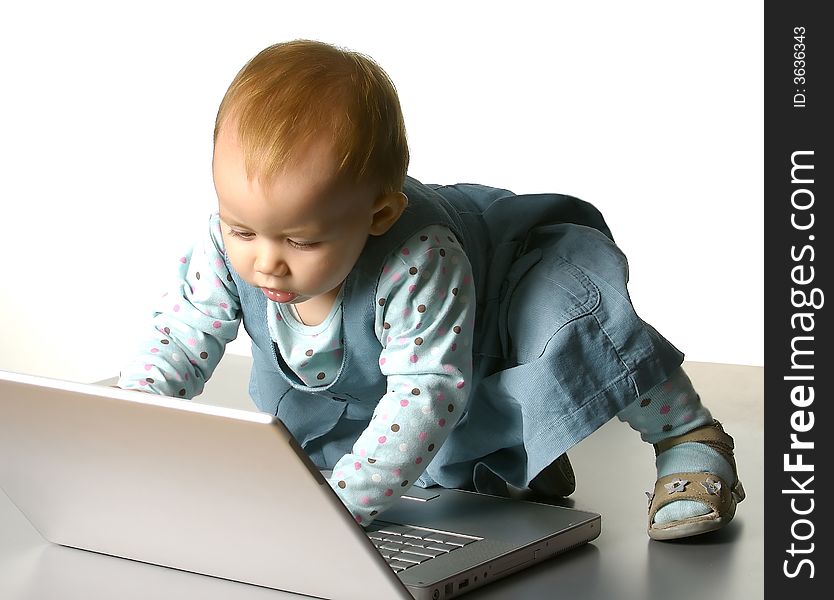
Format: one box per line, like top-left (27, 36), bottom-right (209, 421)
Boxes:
top-left (214, 39), bottom-right (409, 193)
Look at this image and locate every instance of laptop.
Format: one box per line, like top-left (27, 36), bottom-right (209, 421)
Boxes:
top-left (0, 369), bottom-right (601, 600)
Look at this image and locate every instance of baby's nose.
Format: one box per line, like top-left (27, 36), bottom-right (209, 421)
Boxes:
top-left (271, 262), bottom-right (289, 277)
top-left (254, 244), bottom-right (288, 276)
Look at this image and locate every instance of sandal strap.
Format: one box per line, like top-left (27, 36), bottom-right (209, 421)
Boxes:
top-left (653, 420), bottom-right (736, 467)
top-left (647, 471), bottom-right (734, 524)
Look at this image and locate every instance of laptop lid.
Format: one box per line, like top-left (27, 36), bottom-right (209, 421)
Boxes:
top-left (0, 369), bottom-right (601, 600)
top-left (0, 369), bottom-right (411, 599)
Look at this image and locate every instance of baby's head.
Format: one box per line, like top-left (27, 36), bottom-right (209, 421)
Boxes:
top-left (212, 40), bottom-right (410, 312)
top-left (214, 39), bottom-right (409, 194)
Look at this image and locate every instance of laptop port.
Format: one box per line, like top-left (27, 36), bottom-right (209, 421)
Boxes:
top-left (459, 578), bottom-right (469, 589)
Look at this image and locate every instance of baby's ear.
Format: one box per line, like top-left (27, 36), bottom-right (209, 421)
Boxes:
top-left (369, 192), bottom-right (408, 236)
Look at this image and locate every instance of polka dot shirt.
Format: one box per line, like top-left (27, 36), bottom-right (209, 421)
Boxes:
top-left (118, 215), bottom-right (475, 526)
top-left (117, 216), bottom-right (241, 398)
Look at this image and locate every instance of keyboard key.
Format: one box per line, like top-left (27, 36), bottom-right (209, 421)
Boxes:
top-left (399, 528), bottom-right (428, 539)
top-left (423, 532), bottom-right (472, 547)
top-left (380, 541), bottom-right (408, 552)
top-left (401, 546), bottom-right (446, 559)
top-left (388, 559), bottom-right (416, 571)
top-left (391, 552), bottom-right (429, 564)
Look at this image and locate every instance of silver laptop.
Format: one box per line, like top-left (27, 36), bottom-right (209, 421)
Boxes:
top-left (0, 369), bottom-right (600, 600)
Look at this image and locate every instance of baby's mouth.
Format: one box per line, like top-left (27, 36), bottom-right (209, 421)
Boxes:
top-left (261, 288), bottom-right (298, 303)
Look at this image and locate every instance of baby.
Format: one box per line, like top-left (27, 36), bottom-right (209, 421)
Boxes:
top-left (118, 39), bottom-right (744, 540)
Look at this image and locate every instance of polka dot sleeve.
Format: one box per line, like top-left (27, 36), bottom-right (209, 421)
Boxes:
top-left (326, 225), bottom-right (475, 526)
top-left (117, 214), bottom-right (241, 398)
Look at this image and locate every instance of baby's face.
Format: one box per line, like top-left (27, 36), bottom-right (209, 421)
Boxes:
top-left (212, 126), bottom-right (380, 310)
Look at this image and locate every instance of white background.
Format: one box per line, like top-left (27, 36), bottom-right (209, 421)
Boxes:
top-left (0, 1), bottom-right (763, 384)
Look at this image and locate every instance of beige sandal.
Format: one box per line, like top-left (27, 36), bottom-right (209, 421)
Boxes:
top-left (646, 420), bottom-right (746, 541)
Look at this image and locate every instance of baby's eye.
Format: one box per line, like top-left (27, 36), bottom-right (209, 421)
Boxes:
top-left (287, 239), bottom-right (319, 249)
top-left (227, 228), bottom-right (255, 240)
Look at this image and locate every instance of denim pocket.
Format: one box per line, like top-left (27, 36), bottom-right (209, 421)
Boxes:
top-left (501, 254), bottom-right (600, 363)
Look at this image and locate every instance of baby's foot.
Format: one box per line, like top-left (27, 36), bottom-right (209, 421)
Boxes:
top-left (653, 441), bottom-right (734, 524)
top-left (648, 421), bottom-right (745, 540)
top-left (617, 370), bottom-right (745, 538)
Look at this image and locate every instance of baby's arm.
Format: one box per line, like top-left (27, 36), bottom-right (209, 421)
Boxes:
top-left (327, 226), bottom-right (475, 525)
top-left (117, 214), bottom-right (241, 398)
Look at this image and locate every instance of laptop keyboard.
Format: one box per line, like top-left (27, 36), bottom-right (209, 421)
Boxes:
top-left (365, 522), bottom-right (482, 572)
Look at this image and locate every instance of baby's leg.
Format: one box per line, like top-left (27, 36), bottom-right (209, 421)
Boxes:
top-left (617, 367), bottom-right (744, 539)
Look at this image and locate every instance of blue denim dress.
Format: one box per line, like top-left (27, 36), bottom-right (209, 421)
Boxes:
top-left (227, 177), bottom-right (684, 491)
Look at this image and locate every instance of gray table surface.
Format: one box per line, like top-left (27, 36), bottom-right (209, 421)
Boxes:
top-left (0, 357), bottom-right (763, 599)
